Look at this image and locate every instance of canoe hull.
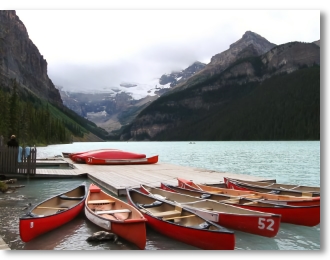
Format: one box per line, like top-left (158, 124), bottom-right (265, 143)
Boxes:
top-left (85, 184), bottom-right (147, 250)
top-left (141, 185), bottom-right (280, 238)
top-left (224, 177), bottom-right (320, 193)
top-left (127, 189), bottom-right (235, 250)
top-left (70, 149), bottom-right (146, 163)
top-left (20, 202), bottom-right (84, 242)
top-left (161, 183), bottom-right (320, 227)
top-left (192, 209), bottom-right (280, 237)
top-left (85, 155), bottom-right (158, 165)
top-left (178, 178), bottom-right (320, 206)
top-left (84, 207), bottom-right (147, 250)
top-left (144, 213), bottom-right (235, 250)
top-left (19, 184), bottom-right (86, 242)
top-left (224, 177), bottom-right (320, 197)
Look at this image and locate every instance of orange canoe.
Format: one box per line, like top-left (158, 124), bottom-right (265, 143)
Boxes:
top-left (85, 184), bottom-right (147, 250)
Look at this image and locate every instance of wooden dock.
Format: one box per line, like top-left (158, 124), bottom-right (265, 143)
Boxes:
top-left (21, 157), bottom-right (270, 196)
top-left (0, 157), bottom-right (273, 250)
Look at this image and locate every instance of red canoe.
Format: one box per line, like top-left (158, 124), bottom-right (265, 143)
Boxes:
top-left (85, 184), bottom-right (147, 250)
top-left (19, 183), bottom-right (87, 242)
top-left (126, 188), bottom-right (235, 250)
top-left (69, 149), bottom-right (146, 163)
top-left (177, 178), bottom-right (320, 206)
top-left (140, 184), bottom-right (281, 238)
top-left (85, 155), bottom-right (158, 165)
top-left (223, 177), bottom-right (320, 197)
top-left (161, 183), bottom-right (320, 227)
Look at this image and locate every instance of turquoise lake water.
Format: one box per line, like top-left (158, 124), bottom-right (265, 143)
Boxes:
top-left (0, 141), bottom-right (321, 250)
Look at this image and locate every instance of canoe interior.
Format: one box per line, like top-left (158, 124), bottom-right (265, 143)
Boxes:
top-left (162, 184), bottom-right (293, 208)
top-left (86, 189), bottom-right (145, 221)
top-left (227, 178), bottom-right (320, 193)
top-left (129, 189), bottom-right (225, 231)
top-left (31, 185), bottom-right (86, 216)
top-left (192, 183), bottom-right (317, 202)
top-left (143, 185), bottom-right (274, 217)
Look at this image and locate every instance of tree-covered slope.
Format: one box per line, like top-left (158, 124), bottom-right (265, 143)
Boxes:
top-left (153, 66), bottom-right (320, 141)
top-left (0, 80), bottom-right (108, 145)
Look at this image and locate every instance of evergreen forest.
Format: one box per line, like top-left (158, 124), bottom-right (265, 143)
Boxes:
top-left (126, 66), bottom-right (320, 141)
top-left (0, 80), bottom-right (108, 146)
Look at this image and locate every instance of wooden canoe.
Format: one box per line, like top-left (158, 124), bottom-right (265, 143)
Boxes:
top-left (161, 183), bottom-right (320, 227)
top-left (85, 155), bottom-right (158, 165)
top-left (140, 184), bottom-right (281, 238)
top-left (19, 183), bottom-right (87, 242)
top-left (126, 188), bottom-right (235, 250)
top-left (85, 183), bottom-right (147, 250)
top-left (223, 177), bottom-right (320, 197)
top-left (177, 178), bottom-right (320, 206)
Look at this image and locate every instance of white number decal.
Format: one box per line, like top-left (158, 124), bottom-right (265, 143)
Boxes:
top-left (87, 158), bottom-right (92, 163)
top-left (258, 218), bottom-right (275, 231)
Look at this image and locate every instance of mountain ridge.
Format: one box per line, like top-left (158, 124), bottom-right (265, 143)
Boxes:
top-left (120, 40), bottom-right (320, 141)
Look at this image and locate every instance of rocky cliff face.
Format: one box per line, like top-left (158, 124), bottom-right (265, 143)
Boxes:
top-left (0, 11), bottom-right (62, 104)
top-left (171, 31), bottom-right (277, 92)
top-left (159, 61), bottom-right (206, 87)
top-left (209, 31), bottom-right (276, 67)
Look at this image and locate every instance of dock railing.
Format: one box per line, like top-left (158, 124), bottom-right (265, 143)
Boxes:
top-left (0, 135), bottom-right (37, 175)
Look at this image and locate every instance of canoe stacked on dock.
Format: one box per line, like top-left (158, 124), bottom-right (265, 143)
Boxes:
top-left (66, 149), bottom-right (158, 165)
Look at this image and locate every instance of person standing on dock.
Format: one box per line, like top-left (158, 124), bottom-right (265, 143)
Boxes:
top-left (7, 135), bottom-right (19, 147)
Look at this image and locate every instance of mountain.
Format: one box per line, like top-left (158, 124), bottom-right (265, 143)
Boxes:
top-left (159, 61), bottom-right (206, 88)
top-left (0, 11), bottom-right (108, 143)
top-left (59, 60), bottom-right (207, 134)
top-left (120, 35), bottom-right (320, 141)
top-left (0, 11), bottom-right (62, 104)
top-left (171, 31), bottom-right (277, 93)
top-left (59, 87), bottom-right (158, 134)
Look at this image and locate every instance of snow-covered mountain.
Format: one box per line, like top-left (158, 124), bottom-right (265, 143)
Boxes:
top-left (58, 61), bottom-right (206, 133)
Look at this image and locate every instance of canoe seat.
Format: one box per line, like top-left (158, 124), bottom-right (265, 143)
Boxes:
top-left (163, 214), bottom-right (195, 221)
top-left (59, 195), bottom-right (84, 200)
top-left (88, 200), bottom-right (115, 204)
top-left (223, 199), bottom-right (240, 204)
top-left (95, 209), bottom-right (131, 215)
top-left (243, 201), bottom-right (258, 205)
top-left (243, 195), bottom-right (262, 200)
top-left (153, 210), bottom-right (181, 218)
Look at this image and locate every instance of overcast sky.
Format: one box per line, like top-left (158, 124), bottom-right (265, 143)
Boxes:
top-left (13, 8), bottom-right (320, 92)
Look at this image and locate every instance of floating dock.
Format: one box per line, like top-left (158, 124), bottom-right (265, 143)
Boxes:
top-left (1, 157), bottom-right (273, 250)
top-left (28, 157), bottom-right (271, 196)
